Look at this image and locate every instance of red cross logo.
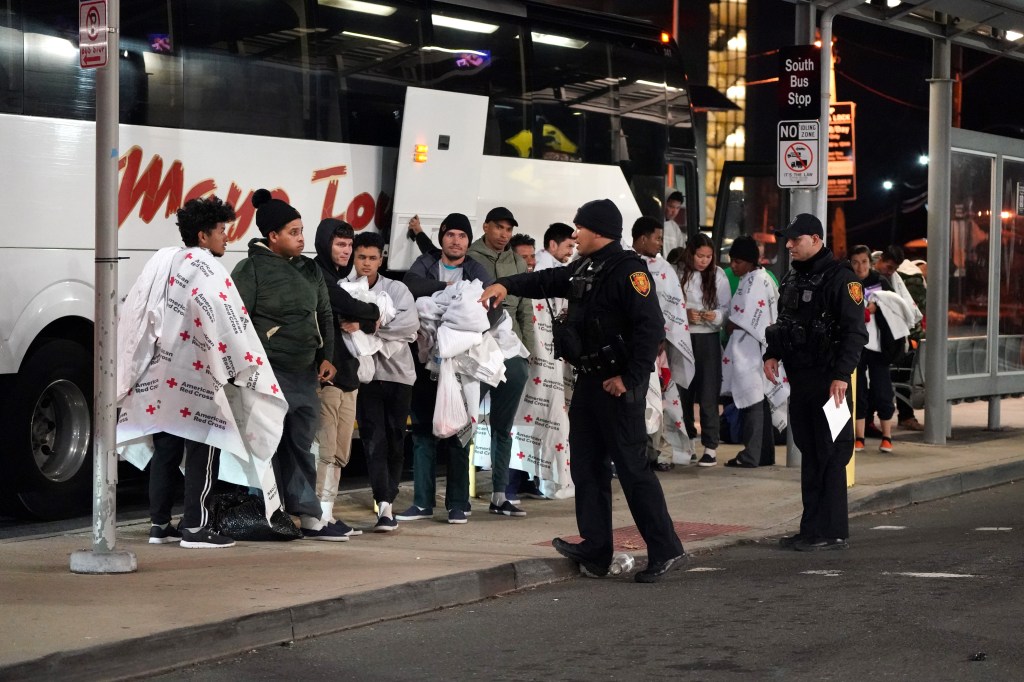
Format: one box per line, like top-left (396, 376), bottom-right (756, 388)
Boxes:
top-left (242, 306), bottom-right (248, 316)
top-left (225, 278), bottom-right (233, 288)
top-left (536, 303), bottom-right (544, 311)
top-left (783, 377), bottom-right (789, 383)
top-left (193, 360), bottom-right (204, 370)
top-left (218, 342), bottom-right (227, 353)
top-left (533, 377), bottom-right (542, 385)
top-left (191, 288), bottom-right (198, 296)
top-left (661, 272), bottom-right (667, 279)
top-left (524, 415), bottom-right (533, 423)
top-left (758, 300), bottom-right (766, 307)
top-left (734, 305), bottom-right (741, 312)
top-left (256, 356), bottom-right (263, 366)
top-left (146, 405), bottom-right (156, 415)
top-left (219, 292), bottom-right (228, 301)
top-left (555, 443), bottom-right (564, 452)
top-left (245, 352), bottom-right (253, 362)
top-left (517, 451), bottom-right (525, 460)
top-left (194, 317), bottom-right (202, 327)
top-left (673, 399), bottom-right (679, 406)
top-left (185, 253), bottom-right (193, 260)
top-left (168, 276), bottom-right (175, 285)
top-left (566, 459), bottom-right (570, 467)
top-left (179, 330), bottom-right (190, 342)
top-left (740, 308), bottom-right (745, 314)
top-left (532, 316), bottom-right (537, 324)
top-left (271, 384), bottom-right (279, 394)
top-left (675, 420), bottom-right (682, 428)
top-left (684, 324), bottom-right (689, 331)
top-left (166, 378), bottom-right (177, 389)
top-left (180, 407), bottom-right (191, 418)
top-left (723, 356), bottom-right (730, 364)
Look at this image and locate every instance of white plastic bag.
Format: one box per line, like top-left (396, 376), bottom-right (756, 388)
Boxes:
top-left (433, 359), bottom-right (469, 439)
top-left (357, 355), bottom-right (375, 383)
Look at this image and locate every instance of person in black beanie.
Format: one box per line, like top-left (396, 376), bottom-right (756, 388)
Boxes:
top-left (311, 218), bottom-right (380, 533)
top-left (480, 199), bottom-right (686, 583)
top-left (232, 189), bottom-right (350, 541)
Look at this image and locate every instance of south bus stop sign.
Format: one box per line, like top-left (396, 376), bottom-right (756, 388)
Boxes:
top-left (777, 120), bottom-right (819, 188)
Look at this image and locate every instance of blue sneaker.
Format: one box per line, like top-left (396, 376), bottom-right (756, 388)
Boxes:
top-left (373, 515), bottom-right (399, 532)
top-left (447, 508), bottom-right (468, 524)
top-left (395, 505), bottom-right (433, 521)
top-left (301, 523), bottom-right (350, 542)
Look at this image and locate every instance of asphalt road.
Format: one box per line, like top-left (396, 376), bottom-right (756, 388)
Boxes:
top-left (156, 483), bottom-right (1023, 681)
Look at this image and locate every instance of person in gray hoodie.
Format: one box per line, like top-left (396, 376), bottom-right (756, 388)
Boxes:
top-left (348, 232), bottom-right (419, 531)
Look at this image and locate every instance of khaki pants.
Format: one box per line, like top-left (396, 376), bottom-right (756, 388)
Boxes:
top-left (315, 385), bottom-right (358, 517)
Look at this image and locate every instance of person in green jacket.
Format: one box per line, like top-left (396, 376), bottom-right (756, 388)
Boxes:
top-left (231, 189), bottom-right (347, 541)
top-left (466, 207), bottom-right (532, 517)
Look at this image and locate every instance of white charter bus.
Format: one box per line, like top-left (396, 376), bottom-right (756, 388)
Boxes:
top-left (0, 0), bottom-right (699, 517)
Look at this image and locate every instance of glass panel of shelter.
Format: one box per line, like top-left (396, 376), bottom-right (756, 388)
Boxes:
top-left (0, 0), bottom-right (23, 115)
top-left (997, 157), bottom-right (1024, 371)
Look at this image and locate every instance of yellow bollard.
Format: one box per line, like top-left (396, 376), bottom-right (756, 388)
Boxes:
top-left (847, 368), bottom-right (856, 487)
top-left (468, 442), bottom-right (476, 499)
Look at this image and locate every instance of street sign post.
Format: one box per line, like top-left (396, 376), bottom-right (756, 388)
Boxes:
top-left (777, 120), bottom-right (819, 188)
top-left (79, 0), bottom-right (108, 69)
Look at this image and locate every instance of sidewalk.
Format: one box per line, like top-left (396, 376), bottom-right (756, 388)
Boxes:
top-left (2, 402), bottom-right (1023, 680)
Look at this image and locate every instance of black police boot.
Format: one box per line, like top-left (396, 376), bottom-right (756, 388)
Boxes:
top-left (634, 553), bottom-right (687, 583)
top-left (552, 537), bottom-right (608, 577)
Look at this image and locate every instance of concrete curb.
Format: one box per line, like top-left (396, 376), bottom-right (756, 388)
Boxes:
top-left (0, 557), bottom-right (578, 682)
top-left (849, 459), bottom-right (1024, 514)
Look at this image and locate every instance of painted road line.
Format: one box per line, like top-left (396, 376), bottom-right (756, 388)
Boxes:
top-left (974, 527), bottom-right (1012, 531)
top-left (801, 570), bottom-right (842, 577)
top-left (870, 525), bottom-right (907, 530)
top-left (686, 567), bottom-right (725, 572)
top-left (884, 572), bottom-right (977, 579)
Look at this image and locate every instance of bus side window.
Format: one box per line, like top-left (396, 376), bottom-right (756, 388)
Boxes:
top-left (0, 1), bottom-right (23, 115)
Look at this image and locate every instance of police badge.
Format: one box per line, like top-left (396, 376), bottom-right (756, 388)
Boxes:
top-left (848, 282), bottom-right (864, 305)
top-left (630, 272), bottom-right (651, 297)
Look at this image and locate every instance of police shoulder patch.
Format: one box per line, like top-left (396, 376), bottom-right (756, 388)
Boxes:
top-left (848, 282), bottom-right (864, 305)
top-left (630, 272), bottom-right (651, 296)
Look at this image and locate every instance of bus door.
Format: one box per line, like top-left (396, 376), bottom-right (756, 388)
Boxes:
top-left (711, 161), bottom-right (790, 283)
top-left (386, 87), bottom-right (490, 271)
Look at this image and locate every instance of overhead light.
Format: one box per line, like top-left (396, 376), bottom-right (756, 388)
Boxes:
top-left (636, 79), bottom-right (683, 92)
top-left (726, 31), bottom-right (746, 51)
top-left (341, 31), bottom-right (406, 46)
top-left (918, 154), bottom-right (929, 166)
top-left (421, 45), bottom-right (489, 56)
top-left (531, 32), bottom-right (588, 49)
top-left (1007, 30), bottom-right (1024, 41)
top-left (882, 179), bottom-right (894, 190)
top-left (432, 14), bottom-right (498, 34)
top-left (319, 0), bottom-right (396, 16)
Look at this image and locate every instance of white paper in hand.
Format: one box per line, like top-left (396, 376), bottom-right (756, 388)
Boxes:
top-left (822, 395), bottom-right (852, 442)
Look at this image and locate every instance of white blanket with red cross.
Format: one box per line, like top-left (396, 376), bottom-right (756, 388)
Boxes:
top-left (116, 247), bottom-right (288, 517)
top-left (721, 268), bottom-right (789, 429)
top-left (644, 253), bottom-right (695, 390)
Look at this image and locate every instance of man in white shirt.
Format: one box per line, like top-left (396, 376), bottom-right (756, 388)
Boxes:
top-left (535, 222), bottom-right (576, 271)
top-left (661, 191), bottom-right (687, 257)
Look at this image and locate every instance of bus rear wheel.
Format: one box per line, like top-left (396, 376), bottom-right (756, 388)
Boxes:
top-left (6, 339), bottom-right (93, 519)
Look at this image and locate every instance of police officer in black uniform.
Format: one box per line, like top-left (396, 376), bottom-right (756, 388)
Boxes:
top-left (480, 199), bottom-right (685, 583)
top-left (763, 214), bottom-right (867, 551)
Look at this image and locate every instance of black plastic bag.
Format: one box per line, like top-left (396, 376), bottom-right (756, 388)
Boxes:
top-left (207, 492), bottom-right (302, 541)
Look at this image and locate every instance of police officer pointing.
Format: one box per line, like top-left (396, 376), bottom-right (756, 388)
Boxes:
top-left (480, 199), bottom-right (685, 583)
top-left (764, 214), bottom-right (867, 551)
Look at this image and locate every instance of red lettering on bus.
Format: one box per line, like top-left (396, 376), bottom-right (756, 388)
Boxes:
top-left (225, 184), bottom-right (255, 243)
top-left (184, 179), bottom-right (217, 204)
top-left (118, 146), bottom-right (184, 226)
top-left (347, 192), bottom-right (375, 230)
top-left (374, 191), bottom-right (393, 231)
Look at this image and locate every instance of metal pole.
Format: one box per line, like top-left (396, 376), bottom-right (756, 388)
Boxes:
top-left (923, 37), bottom-right (952, 446)
top-left (71, 0), bottom-right (136, 574)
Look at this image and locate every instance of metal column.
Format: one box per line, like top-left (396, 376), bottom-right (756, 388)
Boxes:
top-left (71, 0), bottom-right (136, 574)
top-left (923, 38), bottom-right (953, 445)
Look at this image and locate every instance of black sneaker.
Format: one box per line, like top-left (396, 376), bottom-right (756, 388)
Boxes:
top-left (795, 538), bottom-right (849, 552)
top-left (395, 505), bottom-right (433, 521)
top-left (489, 500), bottom-right (527, 517)
top-left (778, 533), bottom-right (806, 549)
top-left (301, 523), bottom-right (350, 541)
top-left (180, 527), bottom-right (235, 549)
top-left (447, 509), bottom-right (468, 524)
top-left (149, 522), bottom-right (182, 545)
top-left (697, 453), bottom-right (717, 467)
top-left (635, 554), bottom-right (687, 583)
top-left (373, 515), bottom-right (399, 533)
top-left (552, 537), bottom-right (608, 577)
top-left (330, 520), bottom-right (363, 537)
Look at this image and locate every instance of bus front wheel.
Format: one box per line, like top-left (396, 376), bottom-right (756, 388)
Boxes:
top-left (6, 339), bottom-right (93, 519)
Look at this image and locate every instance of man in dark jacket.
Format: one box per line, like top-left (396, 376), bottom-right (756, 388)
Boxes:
top-left (397, 213), bottom-right (493, 524)
top-left (312, 218), bottom-right (380, 534)
top-left (232, 190), bottom-right (346, 541)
